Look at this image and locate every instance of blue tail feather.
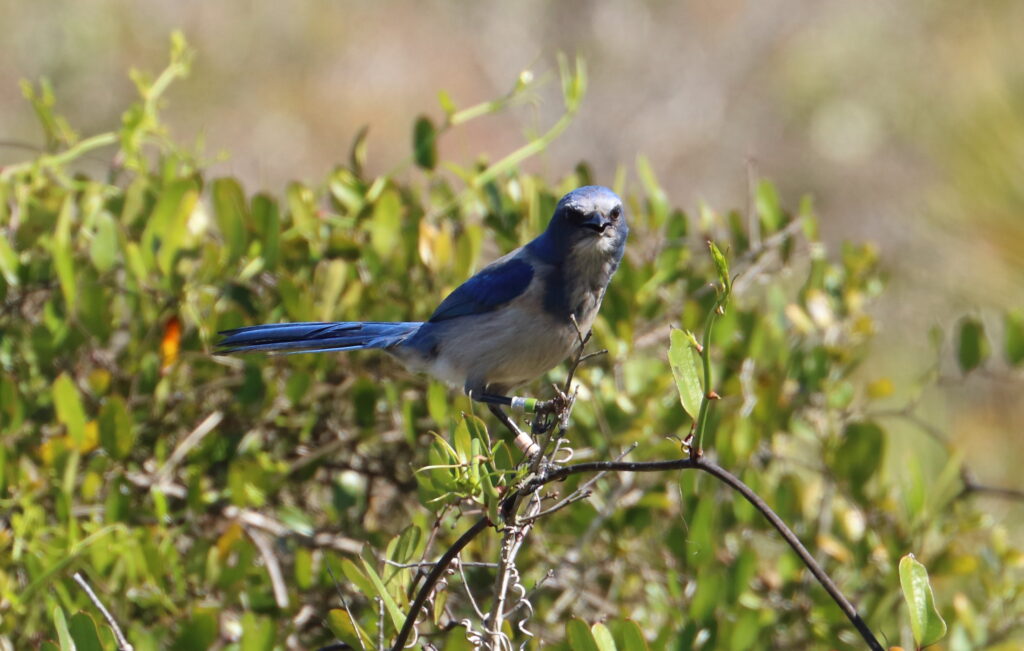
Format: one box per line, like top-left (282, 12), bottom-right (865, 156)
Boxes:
top-left (216, 321), bottom-right (422, 355)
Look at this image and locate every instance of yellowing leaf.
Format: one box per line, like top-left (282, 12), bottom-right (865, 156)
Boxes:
top-left (160, 315), bottom-right (182, 372)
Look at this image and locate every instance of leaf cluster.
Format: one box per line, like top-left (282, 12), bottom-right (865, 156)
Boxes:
top-left (0, 35), bottom-right (1020, 651)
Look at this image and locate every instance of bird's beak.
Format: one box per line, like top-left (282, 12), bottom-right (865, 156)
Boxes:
top-left (580, 212), bottom-right (611, 234)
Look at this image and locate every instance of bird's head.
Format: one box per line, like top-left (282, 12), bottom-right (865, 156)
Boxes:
top-left (533, 186), bottom-right (628, 263)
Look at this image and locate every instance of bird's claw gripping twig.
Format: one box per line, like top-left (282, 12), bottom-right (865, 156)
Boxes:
top-left (532, 386), bottom-right (575, 433)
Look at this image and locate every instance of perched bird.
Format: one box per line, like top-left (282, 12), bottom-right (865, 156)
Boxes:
top-left (217, 185), bottom-right (628, 452)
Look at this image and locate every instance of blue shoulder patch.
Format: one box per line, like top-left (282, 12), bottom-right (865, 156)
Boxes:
top-left (428, 257), bottom-right (534, 322)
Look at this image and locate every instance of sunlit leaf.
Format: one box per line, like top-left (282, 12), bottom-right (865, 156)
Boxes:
top-left (370, 189), bottom-right (403, 258)
top-left (669, 329), bottom-right (703, 421)
top-left (591, 622), bottom-right (617, 651)
top-left (708, 240), bottom-right (731, 295)
top-left (212, 177), bottom-right (248, 264)
top-left (0, 234), bottom-right (19, 286)
top-left (327, 608), bottom-right (371, 650)
top-left (53, 373), bottom-right (87, 447)
top-left (899, 554), bottom-right (947, 648)
top-left (53, 196), bottom-right (77, 314)
top-left (360, 557), bottom-right (405, 631)
top-left (89, 211), bottom-right (119, 273)
top-left (52, 607), bottom-right (73, 651)
top-left (755, 179), bottom-right (782, 233)
top-left (240, 612), bottom-right (275, 651)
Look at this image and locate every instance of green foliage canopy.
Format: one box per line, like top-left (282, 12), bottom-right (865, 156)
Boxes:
top-left (0, 35), bottom-right (1021, 651)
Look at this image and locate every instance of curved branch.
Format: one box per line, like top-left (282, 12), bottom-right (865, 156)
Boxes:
top-left (393, 453), bottom-right (884, 651)
top-left (391, 516), bottom-right (490, 650)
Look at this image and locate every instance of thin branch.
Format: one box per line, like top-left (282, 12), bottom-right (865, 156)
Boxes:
top-left (244, 526), bottom-right (290, 609)
top-left (960, 468), bottom-right (1024, 501)
top-left (72, 572), bottom-right (134, 651)
top-left (394, 452), bottom-right (884, 651)
top-left (392, 516), bottom-right (490, 650)
top-left (154, 411), bottom-right (223, 484)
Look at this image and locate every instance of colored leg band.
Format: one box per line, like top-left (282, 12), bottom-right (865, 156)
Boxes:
top-left (510, 396), bottom-right (538, 413)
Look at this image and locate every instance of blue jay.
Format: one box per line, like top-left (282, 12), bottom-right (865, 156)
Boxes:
top-left (218, 186), bottom-right (628, 452)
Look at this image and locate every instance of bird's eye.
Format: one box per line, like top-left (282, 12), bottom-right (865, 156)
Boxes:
top-left (610, 205), bottom-right (622, 220)
top-left (565, 206), bottom-right (584, 222)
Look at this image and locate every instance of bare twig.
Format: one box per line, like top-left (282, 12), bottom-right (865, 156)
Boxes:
top-left (154, 411), bottom-right (223, 484)
top-left (72, 572), bottom-right (134, 651)
top-left (244, 526), bottom-right (290, 609)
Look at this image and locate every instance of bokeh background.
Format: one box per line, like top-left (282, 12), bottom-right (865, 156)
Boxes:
top-left (2, 0), bottom-right (1022, 491)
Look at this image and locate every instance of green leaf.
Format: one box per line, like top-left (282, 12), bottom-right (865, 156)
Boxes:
top-left (0, 234), bottom-right (21, 285)
top-left (413, 115), bottom-right (437, 170)
top-left (53, 373), bottom-right (87, 447)
top-left (832, 422), bottom-right (885, 499)
top-left (212, 177), bottom-right (248, 264)
top-left (899, 554), bottom-right (947, 648)
top-left (98, 396), bottom-right (135, 460)
top-left (956, 317), bottom-right (989, 373)
top-left (1003, 310), bottom-right (1024, 366)
top-left (636, 155), bottom-right (668, 228)
top-left (669, 329), bottom-right (703, 421)
top-left (251, 194), bottom-right (280, 269)
top-left (708, 240), bottom-right (731, 295)
top-left (426, 381), bottom-right (448, 424)
top-left (89, 211), bottom-right (119, 273)
top-left (240, 612), bottom-right (275, 651)
top-left (339, 558), bottom-right (376, 601)
top-left (327, 608), bottom-right (371, 650)
top-left (369, 189), bottom-right (403, 258)
top-left (591, 622), bottom-right (618, 651)
top-left (67, 613), bottom-right (103, 651)
top-left (360, 557), bottom-right (405, 632)
top-left (53, 607), bottom-right (73, 651)
top-left (141, 179), bottom-right (198, 276)
top-left (170, 608), bottom-right (218, 650)
top-left (755, 180), bottom-right (782, 233)
top-left (437, 90), bottom-right (457, 117)
top-left (609, 619), bottom-right (649, 651)
top-left (566, 618), bottom-right (600, 651)
top-left (53, 196), bottom-right (77, 314)
top-left (453, 417), bottom-right (472, 465)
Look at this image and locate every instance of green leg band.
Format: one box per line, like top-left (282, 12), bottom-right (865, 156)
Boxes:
top-left (510, 396), bottom-right (538, 413)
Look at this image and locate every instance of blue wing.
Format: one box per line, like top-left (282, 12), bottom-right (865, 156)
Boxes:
top-left (428, 257), bottom-right (534, 323)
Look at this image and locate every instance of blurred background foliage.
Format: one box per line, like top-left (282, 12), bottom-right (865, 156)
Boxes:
top-left (0, 4), bottom-right (1022, 650)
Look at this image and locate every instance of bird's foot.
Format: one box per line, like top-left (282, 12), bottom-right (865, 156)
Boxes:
top-left (533, 386), bottom-right (576, 433)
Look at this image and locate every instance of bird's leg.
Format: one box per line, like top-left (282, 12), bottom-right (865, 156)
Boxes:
top-left (486, 403), bottom-right (540, 457)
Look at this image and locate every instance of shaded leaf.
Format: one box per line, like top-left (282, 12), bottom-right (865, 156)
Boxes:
top-left (67, 613), bottom-right (103, 651)
top-left (1004, 310), bottom-right (1024, 366)
top-left (566, 618), bottom-right (600, 651)
top-left (956, 317), bottom-right (989, 373)
top-left (413, 115), bottom-right (437, 170)
top-left (98, 395), bottom-right (134, 460)
top-left (832, 421), bottom-right (885, 500)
